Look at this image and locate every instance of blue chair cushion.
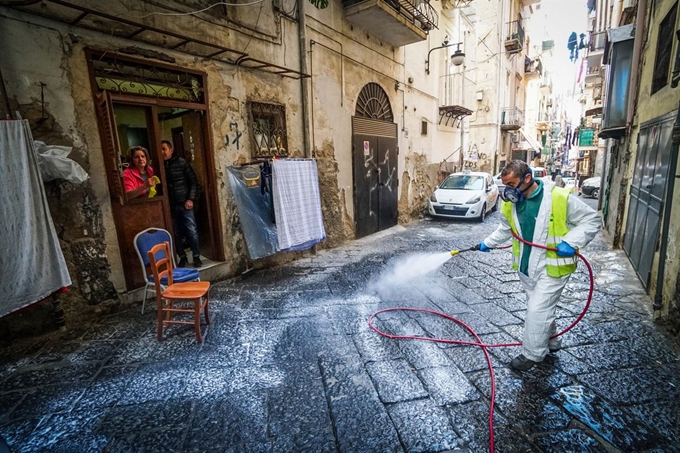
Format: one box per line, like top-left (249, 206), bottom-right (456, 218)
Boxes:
top-left (148, 267), bottom-right (200, 284)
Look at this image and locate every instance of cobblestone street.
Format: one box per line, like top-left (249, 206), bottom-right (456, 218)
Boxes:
top-left (1, 212), bottom-right (679, 452)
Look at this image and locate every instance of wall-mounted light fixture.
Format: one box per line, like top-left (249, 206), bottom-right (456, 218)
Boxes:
top-left (425, 40), bottom-right (465, 75)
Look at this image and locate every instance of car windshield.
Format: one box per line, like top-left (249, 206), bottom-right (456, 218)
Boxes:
top-left (440, 175), bottom-right (484, 191)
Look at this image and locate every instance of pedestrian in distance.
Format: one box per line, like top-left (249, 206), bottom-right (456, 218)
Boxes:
top-left (554, 174), bottom-right (565, 188)
top-left (123, 146), bottom-right (159, 200)
top-left (474, 160), bottom-right (600, 371)
top-left (161, 139), bottom-right (202, 268)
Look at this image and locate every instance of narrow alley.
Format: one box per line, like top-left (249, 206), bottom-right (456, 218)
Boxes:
top-left (1, 214), bottom-right (679, 452)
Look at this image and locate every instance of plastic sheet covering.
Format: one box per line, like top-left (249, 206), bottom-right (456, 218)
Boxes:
top-left (34, 141), bottom-right (89, 183)
top-left (0, 120), bottom-right (72, 317)
top-left (227, 165), bottom-right (279, 260)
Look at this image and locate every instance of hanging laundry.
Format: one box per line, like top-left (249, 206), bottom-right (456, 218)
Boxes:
top-left (272, 159), bottom-right (326, 251)
top-left (568, 32), bottom-right (579, 63)
top-left (579, 33), bottom-right (588, 49)
top-left (0, 120), bottom-right (71, 318)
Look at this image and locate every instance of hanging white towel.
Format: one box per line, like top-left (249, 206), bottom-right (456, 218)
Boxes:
top-left (0, 120), bottom-right (71, 318)
top-left (272, 159), bottom-right (326, 250)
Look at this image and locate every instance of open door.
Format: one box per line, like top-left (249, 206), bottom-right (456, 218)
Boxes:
top-left (95, 93), bottom-right (173, 290)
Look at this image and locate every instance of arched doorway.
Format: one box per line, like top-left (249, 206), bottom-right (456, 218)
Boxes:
top-left (352, 83), bottom-right (399, 238)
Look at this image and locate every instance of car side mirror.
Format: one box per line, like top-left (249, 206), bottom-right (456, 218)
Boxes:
top-left (486, 186), bottom-right (492, 193)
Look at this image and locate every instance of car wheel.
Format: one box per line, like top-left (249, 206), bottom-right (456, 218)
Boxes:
top-left (478, 204), bottom-right (486, 223)
top-left (591, 188), bottom-right (599, 199)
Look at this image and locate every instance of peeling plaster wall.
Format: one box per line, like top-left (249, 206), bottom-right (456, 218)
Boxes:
top-left (0, 5), bottom-right (305, 337)
top-left (0, 13), bottom-right (120, 338)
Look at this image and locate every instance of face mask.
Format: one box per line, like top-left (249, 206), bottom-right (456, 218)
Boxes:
top-left (500, 170), bottom-right (534, 203)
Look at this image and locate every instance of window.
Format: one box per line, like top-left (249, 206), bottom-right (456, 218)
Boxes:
top-left (652, 3), bottom-right (677, 94)
top-left (248, 102), bottom-right (288, 158)
top-left (421, 120), bottom-right (428, 136)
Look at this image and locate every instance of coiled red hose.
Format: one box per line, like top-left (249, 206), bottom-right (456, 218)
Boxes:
top-left (368, 231), bottom-right (594, 453)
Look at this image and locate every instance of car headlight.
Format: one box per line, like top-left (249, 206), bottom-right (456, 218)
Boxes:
top-left (430, 193), bottom-right (437, 202)
top-left (466, 195), bottom-right (481, 204)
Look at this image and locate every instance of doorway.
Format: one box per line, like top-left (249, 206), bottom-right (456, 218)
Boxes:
top-left (352, 83), bottom-right (398, 239)
top-left (89, 51), bottom-right (223, 290)
top-left (622, 112), bottom-right (676, 287)
top-left (157, 107), bottom-right (216, 260)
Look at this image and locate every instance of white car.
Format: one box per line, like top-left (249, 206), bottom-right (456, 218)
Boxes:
top-left (564, 177), bottom-right (576, 192)
top-left (428, 172), bottom-right (499, 222)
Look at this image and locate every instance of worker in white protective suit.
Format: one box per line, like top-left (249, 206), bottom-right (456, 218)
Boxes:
top-left (474, 160), bottom-right (600, 371)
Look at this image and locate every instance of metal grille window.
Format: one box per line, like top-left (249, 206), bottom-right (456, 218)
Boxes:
top-left (90, 53), bottom-right (205, 103)
top-left (652, 2), bottom-right (677, 94)
top-left (248, 102), bottom-right (289, 158)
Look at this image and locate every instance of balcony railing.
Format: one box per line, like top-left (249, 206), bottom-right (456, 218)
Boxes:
top-left (524, 57), bottom-right (542, 77)
top-left (504, 20), bottom-right (525, 54)
top-left (342, 0), bottom-right (438, 33)
top-left (500, 107), bottom-right (524, 130)
top-left (589, 31), bottom-right (607, 52)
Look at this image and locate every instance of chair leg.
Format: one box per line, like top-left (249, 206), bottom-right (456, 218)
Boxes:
top-left (194, 298), bottom-right (203, 343)
top-left (141, 285), bottom-right (149, 314)
top-left (165, 300), bottom-right (173, 322)
top-left (203, 294), bottom-right (211, 325)
top-left (157, 298), bottom-right (164, 341)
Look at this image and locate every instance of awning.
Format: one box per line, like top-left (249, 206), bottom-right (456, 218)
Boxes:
top-left (585, 106), bottom-right (603, 117)
top-left (599, 126), bottom-right (627, 139)
top-left (517, 127), bottom-right (542, 152)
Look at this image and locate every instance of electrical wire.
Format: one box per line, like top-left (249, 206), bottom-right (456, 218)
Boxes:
top-left (368, 230), bottom-right (594, 453)
top-left (136, 0), bottom-right (265, 18)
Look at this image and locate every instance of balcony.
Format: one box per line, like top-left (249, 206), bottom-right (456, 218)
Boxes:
top-left (587, 31), bottom-right (607, 67)
top-left (342, 0), bottom-right (438, 47)
top-left (536, 112), bottom-right (550, 131)
top-left (504, 20), bottom-right (525, 54)
top-left (584, 65), bottom-right (601, 83)
top-left (500, 107), bottom-right (524, 131)
top-left (524, 57), bottom-right (542, 78)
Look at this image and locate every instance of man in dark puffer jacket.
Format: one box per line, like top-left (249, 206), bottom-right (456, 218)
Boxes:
top-left (161, 140), bottom-right (202, 267)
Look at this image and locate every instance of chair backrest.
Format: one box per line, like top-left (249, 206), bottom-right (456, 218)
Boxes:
top-left (148, 242), bottom-right (173, 294)
top-left (133, 228), bottom-right (175, 283)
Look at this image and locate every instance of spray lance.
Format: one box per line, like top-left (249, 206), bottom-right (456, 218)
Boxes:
top-left (370, 229), bottom-right (595, 453)
top-left (449, 243), bottom-right (504, 256)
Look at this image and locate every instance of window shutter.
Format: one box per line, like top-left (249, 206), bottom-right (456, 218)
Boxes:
top-left (95, 91), bottom-right (125, 206)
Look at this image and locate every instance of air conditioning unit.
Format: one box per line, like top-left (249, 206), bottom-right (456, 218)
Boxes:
top-left (511, 134), bottom-right (520, 143)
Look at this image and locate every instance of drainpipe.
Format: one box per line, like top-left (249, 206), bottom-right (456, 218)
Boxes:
top-left (298, 0), bottom-right (311, 158)
top-left (653, 105), bottom-right (680, 311)
top-left (625, 0), bottom-right (647, 127)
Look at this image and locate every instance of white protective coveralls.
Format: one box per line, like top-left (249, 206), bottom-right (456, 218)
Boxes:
top-left (483, 180), bottom-right (601, 362)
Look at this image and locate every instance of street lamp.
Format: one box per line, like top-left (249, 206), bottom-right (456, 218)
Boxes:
top-left (425, 41), bottom-right (465, 75)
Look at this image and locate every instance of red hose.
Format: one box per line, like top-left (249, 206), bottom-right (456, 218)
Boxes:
top-left (368, 231), bottom-right (594, 453)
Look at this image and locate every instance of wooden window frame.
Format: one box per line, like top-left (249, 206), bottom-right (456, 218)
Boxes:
top-left (651, 2), bottom-right (678, 94)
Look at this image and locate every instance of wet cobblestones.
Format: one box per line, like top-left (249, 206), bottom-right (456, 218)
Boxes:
top-left (1, 215), bottom-right (680, 452)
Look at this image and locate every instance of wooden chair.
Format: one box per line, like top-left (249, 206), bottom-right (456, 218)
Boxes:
top-left (148, 241), bottom-right (211, 342)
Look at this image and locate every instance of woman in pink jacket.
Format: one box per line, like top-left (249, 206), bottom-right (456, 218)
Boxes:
top-left (123, 146), bottom-right (158, 199)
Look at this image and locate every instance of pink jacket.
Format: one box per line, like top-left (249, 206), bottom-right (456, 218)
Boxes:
top-left (123, 166), bottom-right (154, 195)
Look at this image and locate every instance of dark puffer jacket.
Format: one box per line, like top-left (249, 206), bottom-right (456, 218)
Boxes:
top-left (164, 155), bottom-right (198, 204)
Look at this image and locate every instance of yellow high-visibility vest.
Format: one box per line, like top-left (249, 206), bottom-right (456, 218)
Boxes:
top-left (501, 187), bottom-right (577, 277)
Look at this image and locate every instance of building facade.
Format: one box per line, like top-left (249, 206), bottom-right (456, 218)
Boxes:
top-left (0, 0), bottom-right (541, 338)
top-left (592, 0), bottom-right (680, 329)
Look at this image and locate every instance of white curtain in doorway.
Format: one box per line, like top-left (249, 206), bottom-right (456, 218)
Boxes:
top-left (0, 120), bottom-right (71, 318)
